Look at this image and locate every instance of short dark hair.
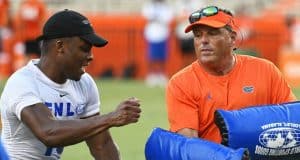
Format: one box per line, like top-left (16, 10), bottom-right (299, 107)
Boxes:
top-left (224, 25), bottom-right (233, 32)
top-left (39, 39), bottom-right (53, 55)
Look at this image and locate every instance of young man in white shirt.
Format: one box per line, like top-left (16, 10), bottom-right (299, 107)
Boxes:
top-left (0, 9), bottom-right (141, 160)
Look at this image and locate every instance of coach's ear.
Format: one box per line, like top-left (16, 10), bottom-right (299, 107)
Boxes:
top-left (230, 31), bottom-right (237, 47)
top-left (55, 39), bottom-right (64, 54)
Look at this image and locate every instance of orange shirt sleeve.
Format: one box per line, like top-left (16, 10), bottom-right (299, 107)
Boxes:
top-left (268, 61), bottom-right (297, 103)
top-left (166, 71), bottom-right (199, 133)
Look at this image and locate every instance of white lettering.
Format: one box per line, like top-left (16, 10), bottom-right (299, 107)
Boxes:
top-left (268, 148), bottom-right (290, 156)
top-left (261, 123), bottom-right (300, 129)
top-left (283, 123), bottom-right (300, 128)
top-left (255, 146), bottom-right (300, 156)
top-left (255, 146), bottom-right (269, 155)
top-left (261, 123), bottom-right (283, 129)
top-left (289, 146), bottom-right (300, 154)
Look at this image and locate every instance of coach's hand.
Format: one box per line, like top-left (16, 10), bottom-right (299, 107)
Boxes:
top-left (109, 97), bottom-right (141, 127)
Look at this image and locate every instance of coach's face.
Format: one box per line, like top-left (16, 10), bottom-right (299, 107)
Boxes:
top-left (192, 25), bottom-right (235, 66)
top-left (61, 37), bottom-right (93, 81)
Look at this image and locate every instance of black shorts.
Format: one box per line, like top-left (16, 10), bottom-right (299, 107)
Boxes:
top-left (25, 40), bottom-right (41, 56)
top-left (178, 38), bottom-right (194, 55)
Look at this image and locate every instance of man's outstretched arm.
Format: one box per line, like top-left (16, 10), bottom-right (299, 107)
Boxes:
top-left (21, 98), bottom-right (141, 147)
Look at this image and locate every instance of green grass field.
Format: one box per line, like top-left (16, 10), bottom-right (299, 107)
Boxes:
top-left (0, 79), bottom-right (299, 160)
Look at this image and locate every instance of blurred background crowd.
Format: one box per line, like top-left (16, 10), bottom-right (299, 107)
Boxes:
top-left (0, 0), bottom-right (300, 87)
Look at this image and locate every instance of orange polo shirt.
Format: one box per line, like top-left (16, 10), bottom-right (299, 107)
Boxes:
top-left (166, 54), bottom-right (296, 143)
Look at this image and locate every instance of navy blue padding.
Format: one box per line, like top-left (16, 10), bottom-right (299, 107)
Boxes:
top-left (215, 101), bottom-right (300, 160)
top-left (144, 127), bottom-right (247, 160)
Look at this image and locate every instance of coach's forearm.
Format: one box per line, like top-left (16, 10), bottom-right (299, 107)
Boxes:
top-left (39, 113), bottom-right (114, 147)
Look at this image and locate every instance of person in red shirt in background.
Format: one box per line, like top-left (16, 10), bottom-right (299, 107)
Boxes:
top-left (15, 0), bottom-right (47, 62)
top-left (166, 6), bottom-right (296, 144)
top-left (0, 0), bottom-right (10, 54)
top-left (0, 0), bottom-right (11, 79)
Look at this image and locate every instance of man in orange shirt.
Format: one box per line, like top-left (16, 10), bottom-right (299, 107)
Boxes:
top-left (16, 0), bottom-right (47, 60)
top-left (166, 6), bottom-right (297, 144)
top-left (0, 0), bottom-right (10, 56)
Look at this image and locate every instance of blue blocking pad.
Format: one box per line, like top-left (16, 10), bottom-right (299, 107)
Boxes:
top-left (144, 127), bottom-right (248, 160)
top-left (215, 101), bottom-right (300, 160)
